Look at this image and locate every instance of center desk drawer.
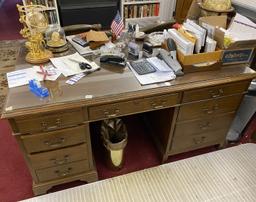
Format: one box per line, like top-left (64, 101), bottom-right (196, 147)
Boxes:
top-left (14, 108), bottom-right (86, 134)
top-left (21, 125), bottom-right (87, 153)
top-left (182, 81), bottom-right (250, 103)
top-left (29, 144), bottom-right (88, 170)
top-left (36, 160), bottom-right (89, 182)
top-left (178, 94), bottom-right (243, 122)
top-left (89, 93), bottom-right (180, 121)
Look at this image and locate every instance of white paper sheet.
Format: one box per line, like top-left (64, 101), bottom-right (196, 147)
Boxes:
top-left (128, 57), bottom-right (176, 85)
top-left (228, 13), bottom-right (256, 41)
top-left (50, 52), bottom-right (100, 77)
top-left (33, 65), bottom-right (61, 81)
top-left (7, 68), bottom-right (43, 88)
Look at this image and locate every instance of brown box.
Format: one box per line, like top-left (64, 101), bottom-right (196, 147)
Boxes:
top-left (177, 50), bottom-right (222, 73)
top-left (199, 15), bottom-right (256, 65)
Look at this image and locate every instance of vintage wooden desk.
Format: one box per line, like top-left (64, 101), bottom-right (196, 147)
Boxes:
top-left (2, 45), bottom-right (256, 195)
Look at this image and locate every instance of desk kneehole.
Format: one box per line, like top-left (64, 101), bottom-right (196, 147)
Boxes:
top-left (88, 93), bottom-right (181, 121)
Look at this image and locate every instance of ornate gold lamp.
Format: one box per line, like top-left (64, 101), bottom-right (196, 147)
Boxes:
top-left (17, 4), bottom-right (53, 64)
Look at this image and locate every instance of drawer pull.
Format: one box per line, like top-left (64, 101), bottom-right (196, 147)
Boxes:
top-left (152, 101), bottom-right (166, 109)
top-left (193, 136), bottom-right (206, 145)
top-left (203, 105), bottom-right (219, 114)
top-left (44, 137), bottom-right (65, 147)
top-left (50, 155), bottom-right (69, 165)
top-left (209, 89), bottom-right (224, 98)
top-left (199, 122), bottom-right (211, 130)
top-left (55, 167), bottom-right (72, 177)
top-left (104, 109), bottom-right (120, 118)
top-left (41, 118), bottom-right (61, 131)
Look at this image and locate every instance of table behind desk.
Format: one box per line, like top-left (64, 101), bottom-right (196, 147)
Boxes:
top-left (2, 44), bottom-right (256, 195)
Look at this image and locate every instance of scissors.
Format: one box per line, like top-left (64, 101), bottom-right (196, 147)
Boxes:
top-left (68, 58), bottom-right (92, 70)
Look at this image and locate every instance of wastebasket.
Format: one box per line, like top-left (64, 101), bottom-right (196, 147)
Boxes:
top-left (101, 118), bottom-right (128, 170)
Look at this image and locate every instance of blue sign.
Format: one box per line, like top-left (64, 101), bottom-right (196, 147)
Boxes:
top-left (222, 49), bottom-right (253, 64)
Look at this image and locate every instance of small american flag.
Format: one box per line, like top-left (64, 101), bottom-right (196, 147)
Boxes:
top-left (111, 11), bottom-right (124, 37)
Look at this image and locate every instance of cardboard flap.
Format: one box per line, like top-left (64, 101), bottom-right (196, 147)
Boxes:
top-left (214, 28), bottom-right (225, 49)
top-left (199, 16), bottom-right (227, 28)
top-left (227, 40), bottom-right (256, 49)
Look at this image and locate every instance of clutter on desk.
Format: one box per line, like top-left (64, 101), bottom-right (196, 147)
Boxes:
top-left (128, 42), bottom-right (140, 58)
top-left (45, 24), bottom-right (69, 53)
top-left (17, 4), bottom-right (53, 64)
top-left (6, 65), bottom-right (62, 88)
top-left (127, 57), bottom-right (176, 85)
top-left (80, 30), bottom-right (109, 50)
top-left (100, 55), bottom-right (126, 67)
top-left (50, 52), bottom-right (100, 77)
top-left (66, 73), bottom-right (86, 85)
top-left (28, 79), bottom-right (49, 98)
top-left (66, 35), bottom-right (95, 56)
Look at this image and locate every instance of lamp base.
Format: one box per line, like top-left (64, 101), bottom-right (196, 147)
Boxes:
top-left (26, 50), bottom-right (53, 64)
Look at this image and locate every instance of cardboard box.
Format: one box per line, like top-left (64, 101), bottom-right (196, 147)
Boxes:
top-left (177, 50), bottom-right (222, 73)
top-left (199, 15), bottom-right (256, 65)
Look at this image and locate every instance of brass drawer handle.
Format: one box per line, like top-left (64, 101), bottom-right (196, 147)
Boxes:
top-left (199, 122), bottom-right (211, 130)
top-left (151, 100), bottom-right (166, 109)
top-left (104, 109), bottom-right (120, 118)
top-left (193, 136), bottom-right (206, 145)
top-left (209, 89), bottom-right (224, 98)
top-left (41, 118), bottom-right (61, 131)
top-left (203, 104), bottom-right (219, 114)
top-left (50, 155), bottom-right (69, 165)
top-left (55, 167), bottom-right (72, 177)
top-left (44, 137), bottom-right (65, 147)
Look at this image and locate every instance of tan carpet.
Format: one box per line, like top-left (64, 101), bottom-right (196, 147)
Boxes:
top-left (22, 144), bottom-right (256, 202)
top-left (0, 40), bottom-right (22, 115)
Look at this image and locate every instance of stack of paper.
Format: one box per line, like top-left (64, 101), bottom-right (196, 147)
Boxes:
top-left (128, 57), bottom-right (176, 85)
top-left (205, 37), bottom-right (217, 52)
top-left (227, 13), bottom-right (256, 41)
top-left (66, 36), bottom-right (94, 55)
top-left (50, 52), bottom-right (100, 77)
top-left (168, 29), bottom-right (194, 55)
top-left (183, 19), bottom-right (207, 53)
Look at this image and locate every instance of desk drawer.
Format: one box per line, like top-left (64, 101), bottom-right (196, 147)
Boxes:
top-left (174, 113), bottom-right (235, 137)
top-left (29, 144), bottom-right (88, 169)
top-left (182, 81), bottom-right (250, 103)
top-left (22, 125), bottom-right (87, 153)
top-left (178, 94), bottom-right (243, 122)
top-left (36, 160), bottom-right (89, 182)
top-left (170, 129), bottom-right (227, 154)
top-left (89, 93), bottom-right (180, 121)
top-left (15, 108), bottom-right (86, 134)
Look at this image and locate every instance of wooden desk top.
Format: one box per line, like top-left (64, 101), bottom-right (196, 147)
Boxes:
top-left (2, 45), bottom-right (256, 119)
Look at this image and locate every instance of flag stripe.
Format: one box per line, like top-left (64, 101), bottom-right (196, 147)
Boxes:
top-left (111, 11), bottom-right (124, 36)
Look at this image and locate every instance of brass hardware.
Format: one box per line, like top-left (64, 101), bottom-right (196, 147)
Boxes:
top-left (203, 104), bottom-right (219, 114)
top-left (199, 122), bottom-right (211, 130)
top-left (50, 155), bottom-right (69, 165)
top-left (104, 109), bottom-right (120, 118)
top-left (41, 118), bottom-right (62, 131)
top-left (209, 89), bottom-right (224, 98)
top-left (55, 167), bottom-right (72, 177)
top-left (193, 136), bottom-right (206, 144)
top-left (44, 137), bottom-right (65, 147)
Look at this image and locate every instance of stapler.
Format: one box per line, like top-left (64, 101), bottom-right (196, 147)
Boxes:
top-left (100, 55), bottom-right (126, 67)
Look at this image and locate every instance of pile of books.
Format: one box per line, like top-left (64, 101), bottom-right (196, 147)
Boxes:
top-left (25, 0), bottom-right (55, 7)
top-left (124, 3), bottom-right (160, 19)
